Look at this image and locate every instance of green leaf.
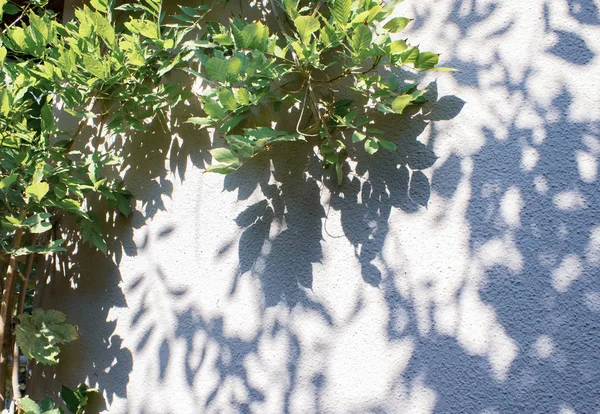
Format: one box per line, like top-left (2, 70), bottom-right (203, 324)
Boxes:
top-left (19, 397), bottom-right (42, 414)
top-left (210, 148), bottom-right (240, 165)
top-left (89, 0), bottom-right (108, 12)
top-left (61, 384), bottom-right (95, 414)
top-left (206, 57), bottom-right (228, 82)
top-left (15, 309), bottom-right (78, 365)
top-left (0, 174), bottom-right (18, 190)
top-left (39, 396), bottom-right (56, 412)
top-left (0, 46), bottom-right (6, 68)
top-left (383, 17), bottom-right (411, 32)
top-left (352, 131), bottom-right (366, 142)
top-left (282, 0), bottom-right (299, 18)
top-left (241, 23), bottom-right (269, 50)
top-left (400, 46), bottom-right (419, 64)
top-left (185, 117), bottom-right (213, 127)
top-left (83, 56), bottom-right (107, 80)
top-left (218, 90), bottom-right (237, 111)
top-left (227, 57), bottom-right (243, 79)
top-left (235, 88), bottom-right (251, 105)
top-left (294, 15), bottom-right (320, 43)
top-left (350, 25), bottom-right (372, 52)
top-left (220, 115), bottom-right (245, 134)
top-left (364, 139), bottom-right (379, 155)
top-left (24, 213), bottom-right (52, 234)
top-left (379, 139), bottom-right (397, 151)
top-left (203, 99), bottom-right (226, 119)
top-left (391, 94), bottom-right (413, 114)
top-left (26, 182), bottom-right (49, 203)
top-left (332, 0), bottom-right (352, 26)
top-left (414, 52), bottom-right (439, 70)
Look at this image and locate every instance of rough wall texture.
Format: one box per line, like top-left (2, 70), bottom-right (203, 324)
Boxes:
top-left (37, 0), bottom-right (600, 412)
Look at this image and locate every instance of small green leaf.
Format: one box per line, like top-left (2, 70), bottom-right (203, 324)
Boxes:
top-left (210, 148), bottom-right (240, 165)
top-left (364, 139), bottom-right (379, 155)
top-left (414, 52), bottom-right (439, 70)
top-left (185, 117), bottom-right (213, 127)
top-left (383, 17), bottom-right (411, 32)
top-left (352, 131), bottom-right (366, 142)
top-left (294, 15), bottom-right (320, 43)
top-left (0, 174), bottom-right (18, 190)
top-left (26, 182), bottom-right (49, 203)
top-left (379, 139), bottom-right (397, 151)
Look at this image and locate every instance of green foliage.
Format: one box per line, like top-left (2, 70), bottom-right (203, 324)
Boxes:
top-left (183, 0), bottom-right (454, 183)
top-left (19, 396), bottom-right (63, 414)
top-left (61, 384), bottom-right (97, 414)
top-left (0, 0), bottom-right (454, 407)
top-left (17, 384), bottom-right (96, 414)
top-left (15, 309), bottom-right (78, 365)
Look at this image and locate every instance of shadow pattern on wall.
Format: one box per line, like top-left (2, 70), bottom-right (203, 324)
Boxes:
top-left (41, 0), bottom-right (600, 412)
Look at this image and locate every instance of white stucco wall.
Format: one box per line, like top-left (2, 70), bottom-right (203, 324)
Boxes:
top-left (37, 0), bottom-right (600, 412)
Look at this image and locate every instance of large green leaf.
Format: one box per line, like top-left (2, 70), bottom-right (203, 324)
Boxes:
top-left (25, 182), bottom-right (49, 203)
top-left (332, 0), bottom-right (352, 26)
top-left (15, 309), bottom-right (78, 365)
top-left (414, 51), bottom-right (439, 70)
top-left (350, 25), bottom-right (372, 52)
top-left (294, 15), bottom-right (320, 43)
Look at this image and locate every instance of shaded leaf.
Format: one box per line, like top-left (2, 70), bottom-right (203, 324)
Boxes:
top-left (15, 309), bottom-right (78, 365)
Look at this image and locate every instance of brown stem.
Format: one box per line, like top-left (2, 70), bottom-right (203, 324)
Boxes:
top-left (0, 227), bottom-right (24, 406)
top-left (11, 253), bottom-right (34, 402)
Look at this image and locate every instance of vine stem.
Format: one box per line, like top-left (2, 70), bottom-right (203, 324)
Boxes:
top-left (11, 252), bottom-right (33, 402)
top-left (0, 219), bottom-right (25, 407)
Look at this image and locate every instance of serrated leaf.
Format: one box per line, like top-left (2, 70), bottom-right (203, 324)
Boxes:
top-left (241, 23), bottom-right (268, 50)
top-left (218, 90), bottom-right (237, 111)
top-left (206, 57), bottom-right (228, 82)
top-left (203, 99), bottom-right (226, 119)
top-left (26, 182), bottom-right (49, 203)
top-left (235, 88), bottom-right (251, 105)
top-left (351, 25), bottom-right (372, 52)
top-left (332, 0), bottom-right (352, 26)
top-left (364, 138), bottom-right (379, 155)
top-left (294, 15), bottom-right (320, 43)
top-left (414, 51), bottom-right (439, 70)
top-left (383, 17), bottom-right (411, 32)
top-left (15, 309), bottom-right (78, 365)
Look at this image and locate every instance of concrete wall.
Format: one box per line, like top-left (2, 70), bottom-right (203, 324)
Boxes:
top-left (37, 0), bottom-right (600, 412)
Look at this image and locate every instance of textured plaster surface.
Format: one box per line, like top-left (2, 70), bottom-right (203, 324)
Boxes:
top-left (37, 0), bottom-right (600, 413)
